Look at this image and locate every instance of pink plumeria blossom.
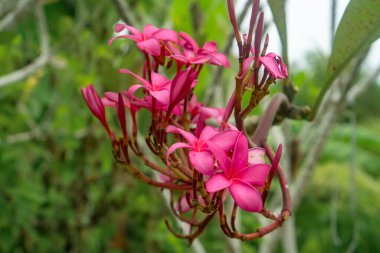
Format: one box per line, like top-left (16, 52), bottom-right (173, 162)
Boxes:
top-left (206, 132), bottom-right (270, 212)
top-left (169, 32), bottom-right (230, 68)
top-left (119, 69), bottom-right (171, 104)
top-left (259, 53), bottom-right (288, 79)
top-left (81, 85), bottom-right (114, 140)
top-left (109, 24), bottom-right (178, 56)
top-left (166, 125), bottom-right (239, 175)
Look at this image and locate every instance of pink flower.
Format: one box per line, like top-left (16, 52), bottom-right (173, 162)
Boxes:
top-left (166, 125), bottom-right (239, 175)
top-left (169, 32), bottom-right (230, 67)
top-left (119, 69), bottom-right (171, 104)
top-left (81, 85), bottom-right (114, 140)
top-left (259, 53), bottom-right (288, 79)
top-left (206, 133), bottom-right (270, 212)
top-left (109, 24), bottom-right (178, 56)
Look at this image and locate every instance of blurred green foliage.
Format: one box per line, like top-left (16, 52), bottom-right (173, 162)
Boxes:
top-left (0, 0), bottom-right (379, 252)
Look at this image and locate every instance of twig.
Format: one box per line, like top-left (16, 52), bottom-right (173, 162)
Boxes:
top-left (0, 0), bottom-right (33, 31)
top-left (0, 4), bottom-right (49, 88)
top-left (205, 0), bottom-right (252, 106)
top-left (111, 0), bottom-right (137, 26)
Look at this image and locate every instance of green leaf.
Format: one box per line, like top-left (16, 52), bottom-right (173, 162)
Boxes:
top-left (310, 0), bottom-right (380, 119)
top-left (327, 0), bottom-right (380, 82)
top-left (268, 0), bottom-right (288, 64)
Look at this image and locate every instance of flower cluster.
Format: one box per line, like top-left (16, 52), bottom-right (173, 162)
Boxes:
top-left (82, 0), bottom-right (291, 242)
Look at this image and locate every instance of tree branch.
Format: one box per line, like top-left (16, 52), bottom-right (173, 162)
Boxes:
top-left (0, 4), bottom-right (49, 88)
top-left (0, 0), bottom-right (34, 31)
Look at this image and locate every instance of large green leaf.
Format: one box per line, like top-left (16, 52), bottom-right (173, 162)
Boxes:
top-left (311, 0), bottom-right (380, 119)
top-left (268, 0), bottom-right (288, 64)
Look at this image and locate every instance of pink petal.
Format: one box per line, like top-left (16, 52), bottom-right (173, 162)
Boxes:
top-left (169, 67), bottom-right (196, 107)
top-left (248, 147), bottom-right (266, 165)
top-left (127, 84), bottom-right (144, 97)
top-left (166, 142), bottom-right (192, 165)
top-left (124, 24), bottom-right (143, 38)
top-left (190, 54), bottom-right (213, 64)
top-left (153, 28), bottom-right (179, 43)
top-left (230, 132), bottom-right (248, 174)
top-left (143, 24), bottom-right (159, 37)
top-left (205, 173), bottom-right (232, 193)
top-left (150, 90), bottom-right (170, 104)
top-left (179, 32), bottom-right (199, 51)
top-left (151, 72), bottom-right (170, 88)
top-left (169, 54), bottom-right (190, 64)
top-left (202, 41), bottom-right (217, 52)
top-left (205, 140), bottom-right (231, 176)
top-left (165, 125), bottom-right (198, 144)
top-left (259, 53), bottom-right (288, 79)
top-left (233, 164), bottom-right (270, 186)
top-left (208, 130), bottom-right (239, 151)
top-left (108, 34), bottom-right (140, 45)
top-left (137, 38), bottom-right (161, 56)
top-left (119, 69), bottom-right (151, 87)
top-left (199, 126), bottom-right (219, 141)
top-left (229, 179), bottom-right (263, 212)
top-left (209, 53), bottom-right (230, 67)
top-left (189, 151), bottom-right (215, 175)
top-left (243, 57), bottom-right (254, 74)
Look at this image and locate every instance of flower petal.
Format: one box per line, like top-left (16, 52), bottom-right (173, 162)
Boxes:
top-left (119, 69), bottom-right (151, 87)
top-left (233, 164), bottom-right (270, 186)
top-left (166, 125), bottom-right (198, 144)
top-left (230, 132), bottom-right (248, 174)
top-left (205, 173), bottom-right (232, 193)
top-left (189, 151), bottom-right (215, 175)
top-left (137, 38), bottom-right (161, 56)
top-left (206, 140), bottom-right (231, 176)
top-left (153, 28), bottom-right (179, 43)
top-left (151, 72), bottom-right (170, 89)
top-left (166, 142), bottom-right (192, 165)
top-left (199, 126), bottom-right (219, 141)
top-left (208, 130), bottom-right (239, 151)
top-left (259, 53), bottom-right (288, 79)
top-left (229, 179), bottom-right (263, 212)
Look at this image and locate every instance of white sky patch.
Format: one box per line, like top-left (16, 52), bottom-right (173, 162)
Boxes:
top-left (236, 0), bottom-right (380, 80)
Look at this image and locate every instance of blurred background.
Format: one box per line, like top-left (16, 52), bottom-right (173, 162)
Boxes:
top-left (0, 0), bottom-right (379, 252)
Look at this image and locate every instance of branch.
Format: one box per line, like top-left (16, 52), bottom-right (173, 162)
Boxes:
top-left (0, 4), bottom-right (49, 88)
top-left (0, 0), bottom-right (34, 31)
top-left (205, 0), bottom-right (252, 106)
top-left (111, 0), bottom-right (137, 26)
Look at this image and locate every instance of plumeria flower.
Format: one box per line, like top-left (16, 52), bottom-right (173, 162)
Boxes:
top-left (119, 69), bottom-right (171, 104)
top-left (166, 125), bottom-right (239, 175)
top-left (259, 53), bottom-right (288, 79)
top-left (109, 23), bottom-right (178, 56)
top-left (205, 132), bottom-right (270, 212)
top-left (169, 32), bottom-right (230, 67)
top-left (81, 85), bottom-right (114, 140)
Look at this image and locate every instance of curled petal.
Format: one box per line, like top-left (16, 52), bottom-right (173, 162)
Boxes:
top-left (166, 125), bottom-right (198, 145)
top-left (166, 142), bottom-right (192, 165)
top-left (259, 52), bottom-right (288, 79)
top-left (189, 151), bottom-right (215, 175)
top-left (119, 69), bottom-right (151, 87)
top-left (179, 32), bottom-right (199, 51)
top-left (229, 179), bottom-right (263, 212)
top-left (137, 38), bottom-right (161, 56)
top-left (233, 164), bottom-right (270, 186)
top-left (205, 173), bottom-right (232, 193)
top-left (151, 72), bottom-right (170, 89)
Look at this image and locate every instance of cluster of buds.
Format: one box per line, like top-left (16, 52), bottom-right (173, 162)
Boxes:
top-left (82, 0), bottom-right (291, 242)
